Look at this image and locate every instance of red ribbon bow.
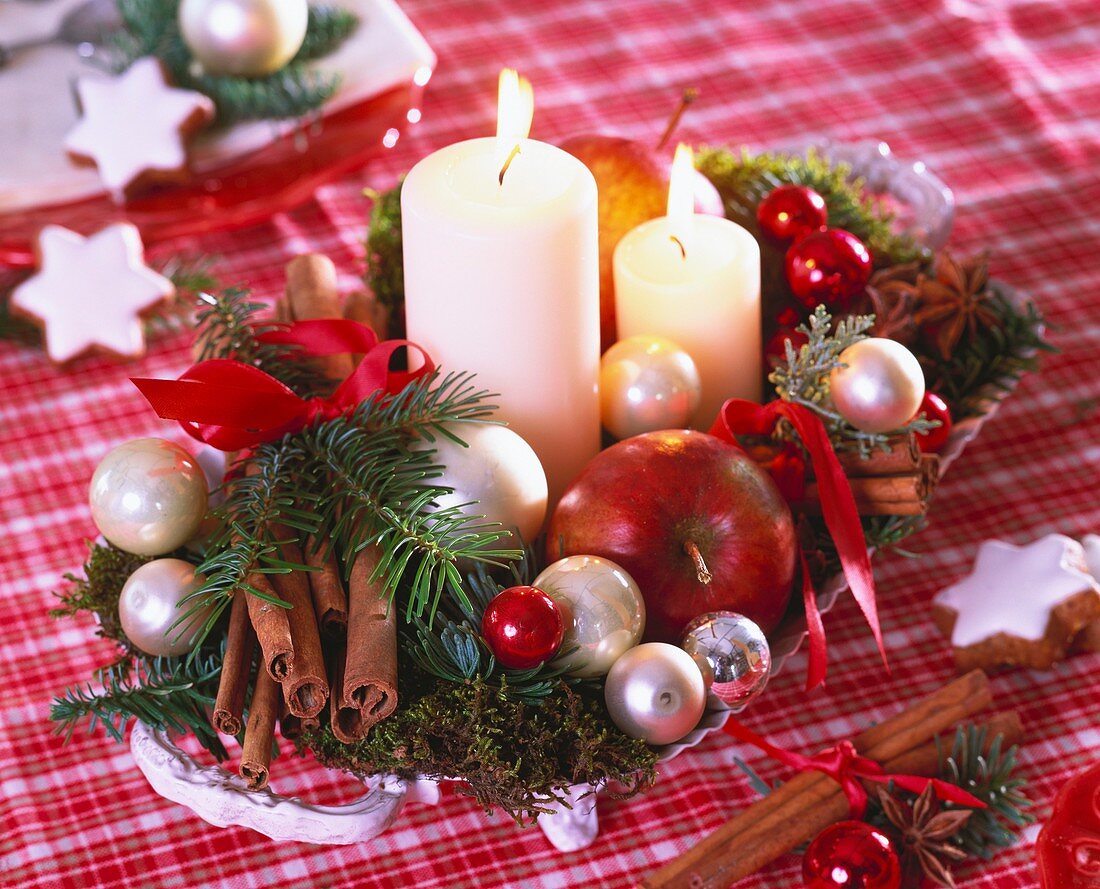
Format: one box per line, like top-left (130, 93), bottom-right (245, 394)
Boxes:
top-left (710, 399), bottom-right (885, 691)
top-left (132, 319), bottom-right (434, 451)
top-left (722, 716), bottom-right (988, 819)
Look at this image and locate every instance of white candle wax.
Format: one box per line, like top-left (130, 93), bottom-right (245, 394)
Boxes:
top-left (613, 214), bottom-right (761, 427)
top-left (401, 136), bottom-right (601, 506)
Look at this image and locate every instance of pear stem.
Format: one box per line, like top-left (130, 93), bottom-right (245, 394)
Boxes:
top-left (683, 540), bottom-right (712, 585)
top-left (656, 87), bottom-right (699, 151)
top-left (498, 143), bottom-right (521, 185)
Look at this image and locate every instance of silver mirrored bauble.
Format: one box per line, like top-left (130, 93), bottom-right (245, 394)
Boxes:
top-left (829, 338), bottom-right (925, 434)
top-left (599, 335), bottom-right (702, 440)
top-left (420, 423), bottom-right (548, 546)
top-left (681, 611), bottom-right (771, 711)
top-left (179, 0), bottom-right (308, 77)
top-left (603, 642), bottom-right (706, 745)
top-left (534, 555), bottom-right (645, 678)
top-left (119, 559), bottom-right (214, 656)
top-left (89, 438), bottom-right (208, 556)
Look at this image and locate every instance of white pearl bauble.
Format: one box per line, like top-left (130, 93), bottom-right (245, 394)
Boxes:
top-left (89, 438), bottom-right (208, 556)
top-left (604, 642), bottom-right (706, 745)
top-left (179, 0), bottom-right (308, 77)
top-left (533, 556), bottom-right (645, 678)
top-left (830, 338), bottom-right (926, 434)
top-left (422, 423), bottom-right (548, 545)
top-left (119, 559), bottom-right (214, 656)
top-left (599, 335), bottom-right (702, 440)
top-left (680, 611), bottom-right (771, 711)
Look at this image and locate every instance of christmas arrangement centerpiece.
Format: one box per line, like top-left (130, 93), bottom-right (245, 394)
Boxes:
top-left (52, 70), bottom-right (1053, 882)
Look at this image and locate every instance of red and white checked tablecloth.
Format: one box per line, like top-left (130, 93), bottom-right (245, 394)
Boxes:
top-left (3, 1), bottom-right (1099, 886)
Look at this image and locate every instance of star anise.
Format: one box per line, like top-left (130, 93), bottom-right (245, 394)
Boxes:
top-left (878, 785), bottom-right (972, 888)
top-left (860, 262), bottom-right (922, 343)
top-left (911, 251), bottom-right (1000, 359)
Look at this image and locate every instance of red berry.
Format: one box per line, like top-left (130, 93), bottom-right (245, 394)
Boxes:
top-left (803, 821), bottom-right (902, 889)
top-left (481, 585), bottom-right (564, 669)
top-left (785, 229), bottom-right (872, 309)
top-left (914, 391), bottom-right (953, 453)
top-left (757, 185), bottom-right (828, 242)
top-left (764, 326), bottom-right (809, 369)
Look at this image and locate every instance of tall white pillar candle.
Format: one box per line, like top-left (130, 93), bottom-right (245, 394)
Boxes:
top-left (613, 145), bottom-right (761, 427)
top-left (401, 122), bottom-right (600, 506)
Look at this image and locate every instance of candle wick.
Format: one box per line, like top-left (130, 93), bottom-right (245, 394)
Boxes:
top-left (669, 235), bottom-right (687, 260)
top-left (498, 143), bottom-right (522, 186)
top-left (656, 87), bottom-right (699, 151)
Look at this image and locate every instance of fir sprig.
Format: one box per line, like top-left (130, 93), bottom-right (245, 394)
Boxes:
top-left (180, 439), bottom-right (317, 649)
top-left (936, 724), bottom-right (1034, 859)
top-left (194, 288), bottom-right (330, 396)
top-left (50, 650), bottom-right (228, 760)
top-left (110, 0), bottom-right (358, 125)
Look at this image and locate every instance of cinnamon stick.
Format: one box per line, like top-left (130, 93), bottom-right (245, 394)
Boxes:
top-left (285, 254), bottom-right (353, 381)
top-left (642, 670), bottom-right (992, 889)
top-left (245, 573), bottom-right (295, 681)
top-left (270, 537), bottom-right (329, 719)
top-left (344, 290), bottom-right (388, 340)
top-left (212, 592), bottom-right (255, 736)
top-left (305, 544), bottom-right (348, 638)
top-left (239, 667), bottom-right (280, 790)
top-left (336, 545), bottom-right (398, 740)
top-left (279, 689), bottom-right (321, 742)
top-left (327, 637), bottom-right (359, 744)
top-left (836, 434), bottom-right (920, 477)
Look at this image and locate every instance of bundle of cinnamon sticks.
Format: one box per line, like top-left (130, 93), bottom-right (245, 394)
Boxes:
top-left (209, 255), bottom-right (399, 790)
top-left (801, 433), bottom-right (940, 516)
top-left (642, 670), bottom-right (1022, 888)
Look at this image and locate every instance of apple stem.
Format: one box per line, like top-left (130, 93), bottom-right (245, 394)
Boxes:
top-left (656, 88), bottom-right (699, 152)
top-left (683, 540), bottom-right (712, 585)
top-left (498, 143), bottom-right (521, 186)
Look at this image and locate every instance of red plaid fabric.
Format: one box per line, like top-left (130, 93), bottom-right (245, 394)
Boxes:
top-left (3, 0), bottom-right (1099, 886)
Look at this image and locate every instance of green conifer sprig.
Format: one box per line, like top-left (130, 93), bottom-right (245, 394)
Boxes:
top-left (50, 650), bottom-right (228, 760)
top-left (111, 0), bottom-right (358, 124)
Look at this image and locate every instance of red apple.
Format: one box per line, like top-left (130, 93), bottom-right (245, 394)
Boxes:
top-left (560, 134), bottom-right (724, 350)
top-left (547, 429), bottom-right (797, 642)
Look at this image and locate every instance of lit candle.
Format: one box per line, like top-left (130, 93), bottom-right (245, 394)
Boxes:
top-left (401, 70), bottom-right (600, 506)
top-left (613, 144), bottom-right (761, 426)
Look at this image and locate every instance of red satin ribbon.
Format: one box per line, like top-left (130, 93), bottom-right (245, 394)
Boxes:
top-left (710, 398), bottom-right (886, 690)
top-left (131, 319), bottom-right (434, 451)
top-left (722, 716), bottom-right (988, 819)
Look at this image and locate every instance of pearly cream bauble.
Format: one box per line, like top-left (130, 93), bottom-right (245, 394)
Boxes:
top-left (422, 423), bottom-right (548, 545)
top-left (179, 0), bottom-right (308, 77)
top-left (534, 555), bottom-right (645, 678)
top-left (603, 642), bottom-right (706, 745)
top-left (119, 559), bottom-right (214, 656)
top-left (89, 438), bottom-right (208, 556)
top-left (830, 338), bottom-right (925, 434)
top-left (599, 335), bottom-right (702, 440)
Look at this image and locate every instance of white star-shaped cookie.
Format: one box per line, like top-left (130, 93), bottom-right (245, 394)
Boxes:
top-left (65, 57), bottom-right (215, 201)
top-left (11, 224), bottom-right (175, 363)
top-left (935, 535), bottom-right (1099, 647)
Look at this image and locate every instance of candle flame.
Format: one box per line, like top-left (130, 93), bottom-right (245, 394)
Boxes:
top-left (495, 68), bottom-right (534, 172)
top-left (667, 143), bottom-right (695, 248)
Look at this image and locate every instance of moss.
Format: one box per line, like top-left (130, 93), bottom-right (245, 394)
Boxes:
top-left (50, 541), bottom-right (157, 647)
top-left (299, 672), bottom-right (658, 824)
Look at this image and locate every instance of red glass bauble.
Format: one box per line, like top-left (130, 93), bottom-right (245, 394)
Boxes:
top-left (1037, 760), bottom-right (1100, 888)
top-left (802, 821), bottom-right (902, 889)
top-left (758, 184), bottom-right (828, 242)
top-left (481, 585), bottom-right (565, 669)
top-left (786, 229), bottom-right (873, 309)
top-left (914, 392), bottom-right (953, 453)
